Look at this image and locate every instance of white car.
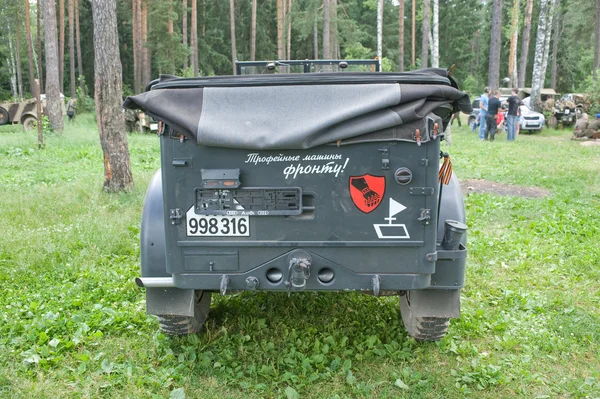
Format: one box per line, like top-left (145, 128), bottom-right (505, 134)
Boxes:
top-left (519, 105), bottom-right (545, 133)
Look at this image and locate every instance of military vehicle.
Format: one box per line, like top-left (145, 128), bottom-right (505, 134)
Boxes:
top-left (0, 94), bottom-right (66, 131)
top-left (124, 60), bottom-right (471, 341)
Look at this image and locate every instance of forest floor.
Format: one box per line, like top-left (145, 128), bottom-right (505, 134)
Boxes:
top-left (0, 115), bottom-right (599, 398)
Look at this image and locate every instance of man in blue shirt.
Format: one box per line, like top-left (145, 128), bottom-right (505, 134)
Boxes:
top-left (479, 87), bottom-right (489, 140)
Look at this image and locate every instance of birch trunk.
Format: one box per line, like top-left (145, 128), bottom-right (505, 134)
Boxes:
top-left (91, 0), bottom-right (134, 192)
top-left (8, 26), bottom-right (18, 100)
top-left (518, 0), bottom-right (534, 87)
top-left (377, 0), bottom-right (383, 69)
top-left (487, 0), bottom-right (502, 89)
top-left (421, 0), bottom-right (430, 68)
top-left (68, 0), bottom-right (76, 98)
top-left (42, 0), bottom-right (64, 131)
top-left (540, 0), bottom-right (556, 88)
top-left (530, 0), bottom-right (550, 112)
top-left (431, 0), bottom-right (439, 68)
top-left (250, 0), bottom-right (257, 61)
top-left (229, 0), bottom-right (237, 74)
top-left (398, 0), bottom-right (404, 72)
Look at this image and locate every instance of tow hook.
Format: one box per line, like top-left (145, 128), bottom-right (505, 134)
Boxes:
top-left (286, 252), bottom-right (312, 295)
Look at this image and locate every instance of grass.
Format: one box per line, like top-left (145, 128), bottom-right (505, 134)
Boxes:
top-left (0, 115), bottom-right (599, 398)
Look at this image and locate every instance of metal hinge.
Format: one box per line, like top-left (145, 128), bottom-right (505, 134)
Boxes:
top-left (418, 208), bottom-right (431, 225)
top-left (169, 208), bottom-right (182, 225)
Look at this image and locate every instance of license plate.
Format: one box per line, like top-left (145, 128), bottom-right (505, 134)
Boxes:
top-left (186, 214), bottom-right (249, 237)
top-left (150, 123), bottom-right (158, 131)
top-left (564, 109), bottom-right (570, 114)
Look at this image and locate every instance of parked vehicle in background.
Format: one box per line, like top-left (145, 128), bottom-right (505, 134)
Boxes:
top-left (518, 105), bottom-right (545, 133)
top-left (0, 94), bottom-right (66, 131)
top-left (124, 109), bottom-right (158, 133)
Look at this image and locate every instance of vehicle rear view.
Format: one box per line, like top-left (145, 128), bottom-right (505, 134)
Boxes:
top-left (125, 65), bottom-right (471, 341)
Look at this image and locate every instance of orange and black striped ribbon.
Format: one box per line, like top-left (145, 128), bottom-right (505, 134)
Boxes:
top-left (438, 155), bottom-right (453, 185)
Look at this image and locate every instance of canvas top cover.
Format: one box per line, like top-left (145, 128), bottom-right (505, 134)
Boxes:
top-left (123, 68), bottom-right (472, 150)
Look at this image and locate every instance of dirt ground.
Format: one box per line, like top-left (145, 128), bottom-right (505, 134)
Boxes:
top-left (460, 179), bottom-right (549, 198)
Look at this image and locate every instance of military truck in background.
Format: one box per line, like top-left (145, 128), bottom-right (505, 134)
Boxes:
top-left (0, 94), bottom-right (66, 131)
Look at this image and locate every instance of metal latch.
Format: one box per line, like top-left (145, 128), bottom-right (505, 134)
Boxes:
top-left (379, 148), bottom-right (390, 170)
top-left (169, 208), bottom-right (182, 225)
top-left (417, 208), bottom-right (431, 225)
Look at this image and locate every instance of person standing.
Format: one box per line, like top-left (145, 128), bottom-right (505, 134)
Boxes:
top-left (479, 87), bottom-right (490, 140)
top-left (506, 88), bottom-right (522, 141)
top-left (485, 90), bottom-right (501, 141)
top-left (67, 97), bottom-right (77, 121)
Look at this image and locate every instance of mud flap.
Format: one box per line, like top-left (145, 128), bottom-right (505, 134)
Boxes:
top-left (404, 289), bottom-right (460, 318)
top-left (146, 287), bottom-right (196, 317)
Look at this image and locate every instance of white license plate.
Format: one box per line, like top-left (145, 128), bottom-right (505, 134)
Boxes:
top-left (564, 109), bottom-right (570, 114)
top-left (186, 214), bottom-right (250, 237)
top-left (150, 123), bottom-right (158, 131)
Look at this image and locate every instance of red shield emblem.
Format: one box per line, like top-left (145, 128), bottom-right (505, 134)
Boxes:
top-left (349, 174), bottom-right (385, 213)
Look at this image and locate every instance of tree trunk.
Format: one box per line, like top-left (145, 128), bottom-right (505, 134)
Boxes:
top-left (42, 0), bottom-right (64, 131)
top-left (518, 0), bottom-right (534, 87)
top-left (191, 0), bottom-right (198, 76)
top-left (59, 0), bottom-right (65, 93)
top-left (508, 0), bottom-right (519, 87)
top-left (377, 0), bottom-right (383, 69)
top-left (201, 0), bottom-right (206, 37)
top-left (15, 11), bottom-right (24, 100)
top-left (398, 0), bottom-right (404, 72)
top-left (75, 0), bottom-right (83, 92)
top-left (250, 0), bottom-right (256, 61)
top-left (313, 14), bottom-right (318, 59)
top-left (229, 0), bottom-right (237, 74)
top-left (530, 0), bottom-right (550, 112)
top-left (37, 0), bottom-right (43, 92)
top-left (168, 0), bottom-right (174, 72)
top-left (287, 0), bottom-right (293, 60)
top-left (8, 30), bottom-right (18, 101)
top-left (540, 0), bottom-right (556, 88)
top-left (487, 0), bottom-right (502, 89)
top-left (331, 0), bottom-right (338, 59)
top-left (68, 0), bottom-right (76, 98)
top-left (595, 0), bottom-right (600, 74)
top-left (550, 0), bottom-right (560, 89)
top-left (183, 0), bottom-right (188, 69)
top-left (24, 0), bottom-right (44, 146)
top-left (132, 0), bottom-right (140, 93)
top-left (322, 0), bottom-right (330, 59)
top-left (421, 0), bottom-right (430, 68)
top-left (141, 0), bottom-right (150, 86)
top-left (277, 0), bottom-right (285, 60)
top-left (411, 0), bottom-right (415, 66)
top-left (91, 0), bottom-right (134, 192)
top-left (431, 0), bottom-right (439, 68)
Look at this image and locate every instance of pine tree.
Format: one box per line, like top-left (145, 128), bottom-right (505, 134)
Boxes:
top-left (518, 0), bottom-right (534, 87)
top-left (487, 0), bottom-right (502, 89)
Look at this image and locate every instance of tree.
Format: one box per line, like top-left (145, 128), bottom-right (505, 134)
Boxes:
top-left (37, 0), bottom-right (43, 92)
top-left (141, 0), bottom-right (150, 85)
top-left (411, 0), bottom-right (415, 66)
top-left (377, 0), bottom-right (382, 68)
top-left (530, 0), bottom-right (551, 112)
top-left (75, 0), bottom-right (84, 92)
top-left (550, 1), bottom-right (560, 89)
top-left (288, 0), bottom-right (293, 60)
top-left (487, 0), bottom-right (502, 89)
top-left (508, 0), bottom-right (519, 87)
top-left (42, 0), bottom-right (64, 131)
top-left (250, 0), bottom-right (257, 60)
top-left (14, 11), bottom-right (24, 100)
top-left (278, 0), bottom-right (286, 59)
top-left (518, 0), bottom-right (534, 87)
top-left (398, 0), bottom-right (404, 72)
top-left (313, 13), bottom-right (318, 59)
top-left (68, 0), bottom-right (76, 98)
top-left (595, 0), bottom-right (600, 75)
top-left (421, 0), bottom-right (430, 68)
top-left (539, 0), bottom-right (556, 88)
top-left (59, 0), bottom-right (65, 92)
top-left (132, 0), bottom-right (140, 93)
top-left (431, 0), bottom-right (438, 68)
top-left (322, 0), bottom-right (330, 59)
top-left (24, 0), bottom-right (43, 147)
top-left (183, 0), bottom-right (188, 69)
top-left (229, 0), bottom-right (236, 74)
top-left (91, 0), bottom-right (134, 192)
top-left (191, 0), bottom-right (198, 75)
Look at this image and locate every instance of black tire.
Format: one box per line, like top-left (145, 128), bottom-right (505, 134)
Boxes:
top-left (0, 107), bottom-right (9, 125)
top-left (22, 116), bottom-right (37, 131)
top-left (400, 291), bottom-right (450, 341)
top-left (467, 116), bottom-right (476, 131)
top-left (157, 290), bottom-right (212, 336)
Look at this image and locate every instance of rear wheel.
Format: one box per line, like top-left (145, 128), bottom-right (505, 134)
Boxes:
top-left (468, 116), bottom-right (476, 131)
top-left (157, 290), bottom-right (212, 336)
top-left (400, 291), bottom-right (450, 341)
top-left (0, 107), bottom-right (9, 125)
top-left (22, 116), bottom-right (37, 131)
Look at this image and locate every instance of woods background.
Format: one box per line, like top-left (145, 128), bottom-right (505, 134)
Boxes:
top-left (0, 0), bottom-right (599, 101)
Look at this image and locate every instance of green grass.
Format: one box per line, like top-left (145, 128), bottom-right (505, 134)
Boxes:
top-left (0, 117), bottom-right (599, 398)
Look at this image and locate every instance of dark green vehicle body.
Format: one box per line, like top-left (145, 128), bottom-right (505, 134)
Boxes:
top-left (125, 62), bottom-right (471, 341)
